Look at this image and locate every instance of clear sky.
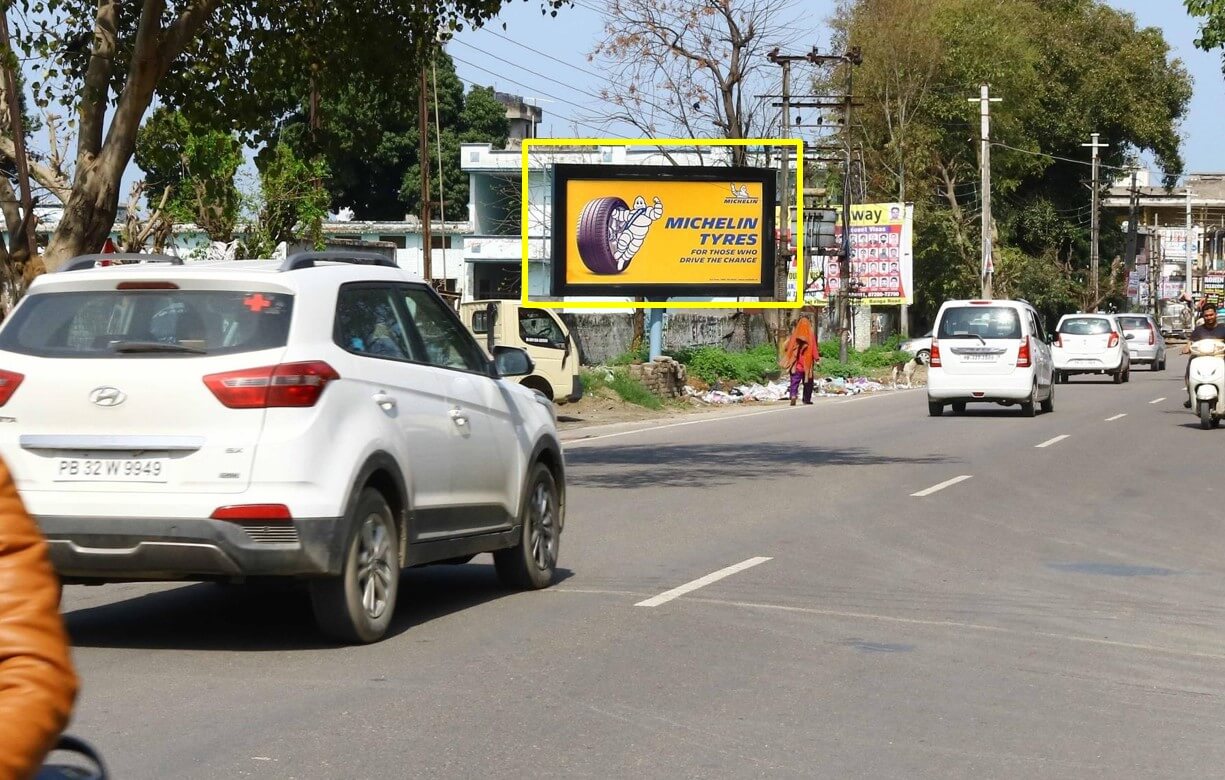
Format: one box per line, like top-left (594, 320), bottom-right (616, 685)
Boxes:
top-left (451, 0), bottom-right (1225, 176)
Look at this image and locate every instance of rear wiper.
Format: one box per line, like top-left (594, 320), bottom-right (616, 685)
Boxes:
top-left (112, 341), bottom-right (207, 355)
top-left (950, 334), bottom-right (987, 345)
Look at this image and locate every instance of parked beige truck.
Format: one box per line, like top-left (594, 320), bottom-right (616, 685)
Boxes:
top-left (459, 300), bottom-right (583, 403)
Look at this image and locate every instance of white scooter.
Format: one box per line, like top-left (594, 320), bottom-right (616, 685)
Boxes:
top-left (1187, 339), bottom-right (1225, 429)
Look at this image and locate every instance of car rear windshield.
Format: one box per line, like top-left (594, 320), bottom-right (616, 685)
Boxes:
top-left (0, 289), bottom-right (293, 358)
top-left (937, 306), bottom-right (1022, 340)
top-left (1117, 316), bottom-right (1151, 331)
top-left (1059, 317), bottom-right (1112, 335)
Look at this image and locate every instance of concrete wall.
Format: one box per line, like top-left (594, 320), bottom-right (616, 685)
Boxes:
top-left (562, 311), bottom-right (772, 365)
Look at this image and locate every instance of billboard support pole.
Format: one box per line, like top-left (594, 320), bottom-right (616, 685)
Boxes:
top-left (648, 303), bottom-right (664, 361)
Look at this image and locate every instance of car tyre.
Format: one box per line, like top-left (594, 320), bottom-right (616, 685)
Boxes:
top-left (951, 401), bottom-right (967, 414)
top-left (310, 488), bottom-right (400, 644)
top-left (1123, 364), bottom-right (1131, 383)
top-left (917, 349), bottom-right (930, 365)
top-left (1200, 400), bottom-right (1214, 430)
top-left (1112, 369), bottom-right (1124, 385)
top-left (576, 196), bottom-right (630, 274)
top-left (927, 400), bottom-right (943, 417)
top-left (1021, 383), bottom-right (1038, 417)
top-left (494, 463), bottom-right (561, 590)
top-left (1041, 381), bottom-right (1054, 413)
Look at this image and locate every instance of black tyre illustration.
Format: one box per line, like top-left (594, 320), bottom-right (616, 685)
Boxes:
top-left (576, 196), bottom-right (629, 274)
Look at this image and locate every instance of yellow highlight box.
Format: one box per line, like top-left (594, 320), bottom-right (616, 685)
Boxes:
top-left (520, 138), bottom-right (804, 310)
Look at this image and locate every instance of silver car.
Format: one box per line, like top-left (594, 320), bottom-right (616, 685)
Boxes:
top-left (900, 330), bottom-right (932, 364)
top-left (1116, 313), bottom-right (1167, 371)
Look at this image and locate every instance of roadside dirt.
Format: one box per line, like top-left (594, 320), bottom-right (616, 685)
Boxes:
top-left (556, 364), bottom-right (928, 431)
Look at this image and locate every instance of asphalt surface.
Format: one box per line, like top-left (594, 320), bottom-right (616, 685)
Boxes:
top-left (59, 351), bottom-right (1225, 778)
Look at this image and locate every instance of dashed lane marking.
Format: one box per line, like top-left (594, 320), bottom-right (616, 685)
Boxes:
top-left (911, 475), bottom-right (973, 497)
top-left (1035, 435), bottom-right (1069, 449)
top-left (635, 557), bottom-right (772, 608)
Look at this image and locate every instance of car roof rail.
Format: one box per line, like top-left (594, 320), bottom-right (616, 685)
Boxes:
top-left (58, 253), bottom-right (183, 272)
top-left (281, 250), bottom-right (398, 271)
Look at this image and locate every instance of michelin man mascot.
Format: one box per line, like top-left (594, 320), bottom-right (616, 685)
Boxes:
top-left (609, 196), bottom-right (664, 271)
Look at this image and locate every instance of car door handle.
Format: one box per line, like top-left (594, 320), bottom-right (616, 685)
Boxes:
top-left (449, 408), bottom-right (469, 427)
top-left (373, 392), bottom-right (396, 411)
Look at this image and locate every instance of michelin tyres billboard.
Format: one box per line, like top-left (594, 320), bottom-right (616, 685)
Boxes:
top-left (549, 164), bottom-right (777, 299)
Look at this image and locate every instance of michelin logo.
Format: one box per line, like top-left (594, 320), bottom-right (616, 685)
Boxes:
top-left (725, 183), bottom-right (758, 204)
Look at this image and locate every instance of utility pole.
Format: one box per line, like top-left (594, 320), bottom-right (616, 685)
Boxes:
top-left (969, 85), bottom-right (1001, 299)
top-left (418, 67), bottom-right (433, 285)
top-left (1082, 133), bottom-right (1108, 310)
top-left (1124, 168), bottom-right (1139, 269)
top-left (0, 7), bottom-right (38, 262)
top-left (766, 50), bottom-right (794, 306)
top-left (1186, 186), bottom-right (1195, 302)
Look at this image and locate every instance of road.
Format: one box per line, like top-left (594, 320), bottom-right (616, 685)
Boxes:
top-left (60, 352), bottom-right (1225, 778)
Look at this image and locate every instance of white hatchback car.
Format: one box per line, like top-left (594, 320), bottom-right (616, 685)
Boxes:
top-left (0, 252), bottom-right (565, 643)
top-left (926, 299), bottom-right (1055, 416)
top-left (1051, 313), bottom-right (1131, 383)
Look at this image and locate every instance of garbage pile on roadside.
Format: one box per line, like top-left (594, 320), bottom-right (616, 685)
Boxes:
top-left (684, 376), bottom-right (890, 405)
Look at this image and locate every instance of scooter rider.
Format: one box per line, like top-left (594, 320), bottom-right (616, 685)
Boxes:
top-left (1184, 305), bottom-right (1225, 406)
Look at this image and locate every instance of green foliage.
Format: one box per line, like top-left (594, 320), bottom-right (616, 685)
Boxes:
top-left (136, 108), bottom-right (242, 242)
top-left (835, 0), bottom-right (1192, 324)
top-left (273, 54), bottom-right (510, 221)
top-left (686, 345), bottom-right (780, 385)
top-left (239, 143), bottom-right (330, 258)
top-left (579, 368), bottom-right (663, 409)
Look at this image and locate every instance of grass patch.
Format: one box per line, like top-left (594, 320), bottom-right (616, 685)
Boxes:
top-left (686, 344), bottom-right (780, 384)
top-left (580, 368), bottom-right (664, 409)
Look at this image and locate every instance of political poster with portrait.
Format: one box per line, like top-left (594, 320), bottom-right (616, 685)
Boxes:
top-left (821, 202), bottom-right (914, 306)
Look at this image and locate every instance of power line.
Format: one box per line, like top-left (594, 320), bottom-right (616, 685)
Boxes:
top-left (450, 39), bottom-right (606, 103)
top-left (990, 141), bottom-right (1131, 172)
top-left (449, 53), bottom-right (596, 115)
top-left (474, 26), bottom-right (606, 81)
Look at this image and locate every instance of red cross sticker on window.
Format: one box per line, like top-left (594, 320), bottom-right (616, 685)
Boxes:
top-left (243, 293), bottom-right (272, 313)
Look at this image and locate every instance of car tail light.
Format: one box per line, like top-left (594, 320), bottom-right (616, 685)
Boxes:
top-left (1107, 332), bottom-right (1119, 349)
top-left (1148, 326), bottom-right (1155, 346)
top-left (1054, 334), bottom-right (1063, 348)
top-left (211, 504), bottom-right (292, 521)
top-left (0, 370), bottom-right (23, 406)
top-left (1017, 337), bottom-right (1032, 368)
top-left (203, 361), bottom-right (339, 408)
top-left (929, 340), bottom-right (942, 368)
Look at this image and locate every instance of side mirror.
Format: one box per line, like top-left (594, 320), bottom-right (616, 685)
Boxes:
top-left (493, 345), bottom-right (535, 377)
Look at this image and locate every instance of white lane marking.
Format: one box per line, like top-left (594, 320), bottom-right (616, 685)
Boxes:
top-left (910, 475), bottom-right (972, 497)
top-left (635, 557), bottom-right (772, 608)
top-left (1150, 397), bottom-right (1166, 404)
top-left (566, 407), bottom-right (790, 446)
top-left (565, 389), bottom-right (917, 446)
top-left (681, 597), bottom-right (1225, 662)
top-left (1035, 434), bottom-right (1069, 449)
top-left (1105, 413), bottom-right (1127, 422)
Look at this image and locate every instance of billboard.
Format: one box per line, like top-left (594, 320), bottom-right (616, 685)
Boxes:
top-left (815, 202), bottom-right (914, 306)
top-left (549, 164), bottom-right (777, 299)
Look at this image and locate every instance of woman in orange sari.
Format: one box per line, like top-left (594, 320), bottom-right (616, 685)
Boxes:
top-left (781, 317), bottom-right (820, 406)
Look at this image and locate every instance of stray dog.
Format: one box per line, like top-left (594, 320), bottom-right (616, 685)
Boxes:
top-left (890, 356), bottom-right (921, 389)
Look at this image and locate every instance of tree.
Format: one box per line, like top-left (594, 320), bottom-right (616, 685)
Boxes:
top-left (135, 107), bottom-right (242, 242)
top-left (1, 0), bottom-right (566, 273)
top-left (239, 142), bottom-right (330, 259)
top-left (589, 0), bottom-right (804, 165)
top-left (273, 52), bottom-right (508, 222)
top-left (834, 0), bottom-right (1191, 325)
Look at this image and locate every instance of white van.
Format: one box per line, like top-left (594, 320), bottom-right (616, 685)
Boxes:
top-left (459, 300), bottom-right (582, 403)
top-left (926, 299), bottom-right (1055, 417)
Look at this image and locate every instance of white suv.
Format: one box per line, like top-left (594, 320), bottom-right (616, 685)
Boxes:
top-left (0, 252), bottom-right (565, 643)
top-left (926, 298), bottom-right (1055, 416)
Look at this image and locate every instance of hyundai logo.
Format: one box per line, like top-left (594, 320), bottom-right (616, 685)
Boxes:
top-left (89, 386), bottom-right (127, 407)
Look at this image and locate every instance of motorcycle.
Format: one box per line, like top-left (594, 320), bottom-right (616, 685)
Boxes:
top-left (1187, 339), bottom-right (1225, 429)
